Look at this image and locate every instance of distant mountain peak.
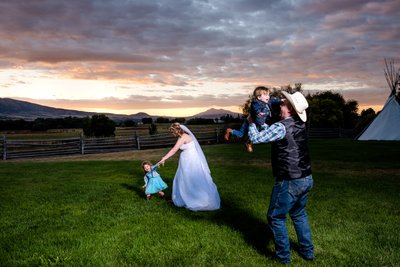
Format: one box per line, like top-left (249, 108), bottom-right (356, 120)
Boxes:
top-left (132, 112), bottom-right (150, 117)
top-left (0, 98), bottom-right (242, 121)
top-left (0, 97), bottom-right (94, 120)
top-left (202, 108), bottom-right (226, 113)
top-left (191, 108), bottom-right (242, 118)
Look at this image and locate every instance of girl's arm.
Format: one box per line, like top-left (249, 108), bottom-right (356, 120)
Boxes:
top-left (151, 165), bottom-right (159, 171)
top-left (158, 136), bottom-right (185, 164)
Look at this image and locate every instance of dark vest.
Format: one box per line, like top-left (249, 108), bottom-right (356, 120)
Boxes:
top-left (271, 117), bottom-right (312, 180)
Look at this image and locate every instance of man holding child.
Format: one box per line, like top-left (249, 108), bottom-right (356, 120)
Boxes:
top-left (247, 91), bottom-right (314, 265)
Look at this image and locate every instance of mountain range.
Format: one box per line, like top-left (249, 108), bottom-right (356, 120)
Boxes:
top-left (0, 98), bottom-right (242, 121)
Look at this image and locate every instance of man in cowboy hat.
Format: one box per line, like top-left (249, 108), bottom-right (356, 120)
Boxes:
top-left (247, 91), bottom-right (314, 264)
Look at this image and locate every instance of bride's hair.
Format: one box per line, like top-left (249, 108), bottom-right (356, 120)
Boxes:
top-left (169, 122), bottom-right (184, 137)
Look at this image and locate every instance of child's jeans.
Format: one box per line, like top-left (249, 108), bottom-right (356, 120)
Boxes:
top-left (232, 121), bottom-right (264, 139)
top-left (231, 120), bottom-right (248, 138)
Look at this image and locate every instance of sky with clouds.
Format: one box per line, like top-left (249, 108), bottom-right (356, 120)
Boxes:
top-left (0, 0), bottom-right (398, 116)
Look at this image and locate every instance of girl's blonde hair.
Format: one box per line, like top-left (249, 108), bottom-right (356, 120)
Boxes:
top-left (169, 122), bottom-right (184, 137)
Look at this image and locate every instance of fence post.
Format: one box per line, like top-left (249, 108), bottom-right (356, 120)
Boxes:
top-left (80, 133), bottom-right (85, 155)
top-left (135, 131), bottom-right (141, 150)
top-left (215, 127), bottom-right (219, 144)
top-left (2, 135), bottom-right (6, 160)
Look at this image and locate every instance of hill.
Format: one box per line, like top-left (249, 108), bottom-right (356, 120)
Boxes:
top-left (0, 98), bottom-right (95, 120)
top-left (0, 98), bottom-right (151, 121)
top-left (189, 108), bottom-right (242, 119)
top-left (0, 98), bottom-right (241, 121)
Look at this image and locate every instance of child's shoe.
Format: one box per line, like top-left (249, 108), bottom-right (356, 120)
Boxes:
top-left (146, 194), bottom-right (151, 200)
top-left (158, 191), bottom-right (165, 198)
top-left (225, 128), bottom-right (232, 141)
top-left (245, 142), bottom-right (253, 153)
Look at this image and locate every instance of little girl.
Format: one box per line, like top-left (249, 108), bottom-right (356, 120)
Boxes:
top-left (142, 161), bottom-right (168, 200)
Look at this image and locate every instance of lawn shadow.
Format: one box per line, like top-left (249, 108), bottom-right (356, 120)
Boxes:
top-left (120, 170), bottom-right (148, 196)
top-left (216, 200), bottom-right (274, 257)
top-left (121, 175), bottom-right (274, 257)
top-left (187, 199), bottom-right (275, 258)
top-left (120, 182), bottom-right (144, 197)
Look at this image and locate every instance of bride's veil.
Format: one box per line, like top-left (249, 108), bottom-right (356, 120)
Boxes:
top-left (180, 125), bottom-right (211, 174)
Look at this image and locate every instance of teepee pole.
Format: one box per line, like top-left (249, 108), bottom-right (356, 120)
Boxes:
top-left (384, 58), bottom-right (398, 96)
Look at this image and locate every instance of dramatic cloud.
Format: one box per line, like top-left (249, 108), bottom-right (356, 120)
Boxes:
top-left (0, 0), bottom-right (398, 115)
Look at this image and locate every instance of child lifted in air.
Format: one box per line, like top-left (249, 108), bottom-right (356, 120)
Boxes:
top-left (225, 86), bottom-right (280, 152)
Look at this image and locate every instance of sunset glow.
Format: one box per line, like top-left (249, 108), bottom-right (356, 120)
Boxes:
top-left (0, 0), bottom-right (398, 116)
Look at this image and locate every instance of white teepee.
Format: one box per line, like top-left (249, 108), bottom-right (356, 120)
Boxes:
top-left (358, 59), bottom-right (400, 141)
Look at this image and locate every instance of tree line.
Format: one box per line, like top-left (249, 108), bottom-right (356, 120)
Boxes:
top-left (0, 114), bottom-right (241, 138)
top-left (0, 115), bottom-right (240, 130)
top-left (0, 89), bottom-right (378, 137)
top-left (241, 86), bottom-right (377, 132)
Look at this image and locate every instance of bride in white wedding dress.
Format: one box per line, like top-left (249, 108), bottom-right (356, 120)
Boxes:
top-left (158, 123), bottom-right (220, 211)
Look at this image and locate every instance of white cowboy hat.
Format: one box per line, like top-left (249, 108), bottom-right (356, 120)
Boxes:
top-left (281, 91), bottom-right (309, 122)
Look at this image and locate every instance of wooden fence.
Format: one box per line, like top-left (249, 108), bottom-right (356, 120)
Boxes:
top-left (1, 128), bottom-right (221, 160)
top-left (0, 127), bottom-right (354, 160)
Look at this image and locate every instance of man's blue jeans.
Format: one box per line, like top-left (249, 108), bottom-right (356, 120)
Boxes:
top-left (267, 175), bottom-right (314, 264)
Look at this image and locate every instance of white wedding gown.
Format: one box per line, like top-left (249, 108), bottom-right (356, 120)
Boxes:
top-left (172, 140), bottom-right (220, 211)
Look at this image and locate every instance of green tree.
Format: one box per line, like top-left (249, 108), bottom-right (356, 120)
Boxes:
top-left (239, 95), bottom-right (252, 116)
top-left (172, 118), bottom-right (186, 123)
top-left (156, 117), bottom-right (170, 123)
top-left (141, 118), bottom-right (153, 124)
top-left (187, 118), bottom-right (215, 125)
top-left (308, 91), bottom-right (346, 128)
top-left (32, 118), bottom-right (48, 131)
top-left (0, 119), bottom-right (31, 131)
top-left (122, 119), bottom-right (136, 127)
top-left (239, 87), bottom-right (362, 129)
top-left (356, 108), bottom-right (376, 132)
top-left (281, 83), bottom-right (302, 94)
top-left (343, 100), bottom-right (359, 129)
top-left (83, 114), bottom-right (116, 137)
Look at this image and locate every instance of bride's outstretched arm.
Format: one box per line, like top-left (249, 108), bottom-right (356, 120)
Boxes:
top-left (158, 137), bottom-right (184, 165)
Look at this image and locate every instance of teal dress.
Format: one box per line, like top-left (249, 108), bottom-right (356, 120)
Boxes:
top-left (144, 165), bottom-right (168, 195)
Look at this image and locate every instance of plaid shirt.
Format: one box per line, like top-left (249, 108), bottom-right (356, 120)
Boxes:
top-left (248, 122), bottom-right (286, 144)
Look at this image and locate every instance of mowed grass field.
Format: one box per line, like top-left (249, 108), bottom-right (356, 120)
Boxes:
top-left (0, 139), bottom-right (399, 266)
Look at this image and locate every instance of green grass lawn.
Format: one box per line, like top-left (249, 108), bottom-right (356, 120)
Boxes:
top-left (0, 140), bottom-right (399, 266)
